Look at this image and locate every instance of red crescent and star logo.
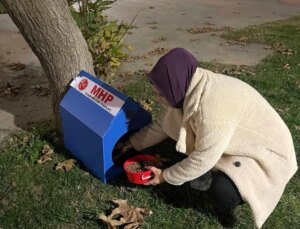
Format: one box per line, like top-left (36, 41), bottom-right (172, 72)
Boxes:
top-left (78, 79), bottom-right (88, 90)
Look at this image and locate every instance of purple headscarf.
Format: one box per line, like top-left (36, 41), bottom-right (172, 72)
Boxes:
top-left (148, 48), bottom-right (198, 108)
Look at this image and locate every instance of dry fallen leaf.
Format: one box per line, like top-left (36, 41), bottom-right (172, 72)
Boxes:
top-left (0, 83), bottom-right (21, 97)
top-left (221, 67), bottom-right (243, 76)
top-left (30, 85), bottom-right (49, 96)
top-left (270, 42), bottom-right (296, 55)
top-left (186, 26), bottom-right (232, 34)
top-left (219, 40), bottom-right (246, 47)
top-left (8, 63), bottom-right (25, 70)
top-left (42, 144), bottom-right (53, 155)
top-left (187, 27), bottom-right (215, 34)
top-left (147, 47), bottom-right (171, 56)
top-left (118, 71), bottom-right (134, 78)
top-left (247, 71), bottom-right (257, 76)
top-left (37, 144), bottom-right (54, 164)
top-left (263, 45), bottom-right (272, 50)
top-left (125, 55), bottom-right (147, 62)
top-left (134, 69), bottom-right (148, 76)
top-left (140, 99), bottom-right (153, 112)
top-left (238, 36), bottom-right (248, 43)
top-left (98, 199), bottom-right (152, 229)
top-left (272, 42), bottom-right (286, 49)
top-left (275, 107), bottom-right (290, 113)
top-left (283, 63), bottom-right (290, 69)
top-left (55, 159), bottom-right (77, 172)
top-left (152, 36), bottom-right (167, 43)
top-left (21, 135), bottom-right (30, 146)
top-left (281, 49), bottom-right (296, 56)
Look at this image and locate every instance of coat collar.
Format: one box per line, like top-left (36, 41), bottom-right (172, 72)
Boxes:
top-left (176, 68), bottom-right (209, 153)
top-left (182, 67), bottom-right (209, 122)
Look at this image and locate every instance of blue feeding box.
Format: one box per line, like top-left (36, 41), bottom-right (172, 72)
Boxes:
top-left (59, 70), bottom-right (151, 183)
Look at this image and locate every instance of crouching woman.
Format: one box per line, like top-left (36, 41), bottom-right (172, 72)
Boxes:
top-left (123, 48), bottom-right (298, 228)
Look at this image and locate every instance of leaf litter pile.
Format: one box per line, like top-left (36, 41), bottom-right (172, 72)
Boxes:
top-left (37, 144), bottom-right (77, 172)
top-left (98, 199), bottom-right (152, 229)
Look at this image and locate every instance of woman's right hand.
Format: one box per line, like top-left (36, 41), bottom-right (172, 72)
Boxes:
top-left (118, 140), bottom-right (133, 153)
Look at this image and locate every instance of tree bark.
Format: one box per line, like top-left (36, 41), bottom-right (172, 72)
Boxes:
top-left (0, 0), bottom-right (95, 128)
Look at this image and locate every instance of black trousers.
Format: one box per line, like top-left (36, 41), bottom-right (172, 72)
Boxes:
top-left (208, 171), bottom-right (244, 210)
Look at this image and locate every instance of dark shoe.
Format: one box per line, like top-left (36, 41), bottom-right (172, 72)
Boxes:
top-left (214, 207), bottom-right (235, 228)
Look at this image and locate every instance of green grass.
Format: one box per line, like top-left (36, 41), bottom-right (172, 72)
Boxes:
top-left (0, 3), bottom-right (6, 14)
top-left (1, 16), bottom-right (300, 228)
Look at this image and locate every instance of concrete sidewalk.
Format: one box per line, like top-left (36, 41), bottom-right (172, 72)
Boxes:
top-left (106, 0), bottom-right (300, 72)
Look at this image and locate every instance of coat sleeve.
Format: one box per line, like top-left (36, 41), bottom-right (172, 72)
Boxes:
top-left (129, 112), bottom-right (168, 151)
top-left (163, 118), bottom-right (237, 185)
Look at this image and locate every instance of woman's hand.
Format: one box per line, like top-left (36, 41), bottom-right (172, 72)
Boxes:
top-left (114, 140), bottom-right (133, 153)
top-left (113, 140), bottom-right (133, 161)
top-left (144, 167), bottom-right (165, 186)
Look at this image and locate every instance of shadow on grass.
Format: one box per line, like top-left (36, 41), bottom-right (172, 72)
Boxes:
top-left (110, 138), bottom-right (216, 219)
top-left (27, 122), bottom-right (218, 224)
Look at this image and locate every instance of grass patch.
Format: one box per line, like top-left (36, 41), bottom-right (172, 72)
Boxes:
top-left (0, 126), bottom-right (219, 228)
top-left (0, 3), bottom-right (6, 14)
top-left (123, 76), bottom-right (164, 120)
top-left (1, 16), bottom-right (300, 228)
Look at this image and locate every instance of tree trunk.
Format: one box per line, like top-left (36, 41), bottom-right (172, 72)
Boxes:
top-left (0, 0), bottom-right (95, 129)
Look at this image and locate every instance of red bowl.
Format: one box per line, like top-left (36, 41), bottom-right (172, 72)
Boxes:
top-left (123, 155), bottom-right (159, 184)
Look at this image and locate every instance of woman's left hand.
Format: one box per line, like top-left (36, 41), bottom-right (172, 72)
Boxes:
top-left (144, 167), bottom-right (165, 186)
